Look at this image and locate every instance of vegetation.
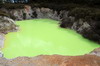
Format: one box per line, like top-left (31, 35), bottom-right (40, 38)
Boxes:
top-left (29, 0), bottom-right (100, 7)
top-left (0, 3), bottom-right (25, 9)
top-left (0, 0), bottom-right (100, 7)
top-left (0, 0), bottom-right (100, 21)
top-left (68, 7), bottom-right (100, 21)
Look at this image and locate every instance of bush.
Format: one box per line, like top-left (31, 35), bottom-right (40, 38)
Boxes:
top-left (68, 7), bottom-right (100, 21)
top-left (1, 3), bottom-right (25, 9)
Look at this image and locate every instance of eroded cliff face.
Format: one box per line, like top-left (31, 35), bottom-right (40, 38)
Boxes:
top-left (1, 5), bottom-right (100, 44)
top-left (61, 18), bottom-right (100, 44)
top-left (0, 16), bottom-right (18, 33)
top-left (0, 5), bottom-right (69, 21)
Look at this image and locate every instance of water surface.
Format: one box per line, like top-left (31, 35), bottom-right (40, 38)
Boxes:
top-left (2, 19), bottom-right (100, 59)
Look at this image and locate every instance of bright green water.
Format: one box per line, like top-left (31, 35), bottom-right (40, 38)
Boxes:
top-left (2, 19), bottom-right (100, 59)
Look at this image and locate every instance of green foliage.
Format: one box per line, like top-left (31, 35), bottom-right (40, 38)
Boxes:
top-left (28, 0), bottom-right (100, 6)
top-left (68, 7), bottom-right (100, 21)
top-left (0, 2), bottom-right (100, 21)
top-left (1, 3), bottom-right (25, 9)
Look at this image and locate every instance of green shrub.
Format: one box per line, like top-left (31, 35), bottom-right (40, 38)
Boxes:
top-left (68, 7), bottom-right (100, 21)
top-left (1, 3), bottom-right (25, 9)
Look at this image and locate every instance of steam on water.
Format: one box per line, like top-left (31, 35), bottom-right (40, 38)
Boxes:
top-left (2, 19), bottom-right (100, 59)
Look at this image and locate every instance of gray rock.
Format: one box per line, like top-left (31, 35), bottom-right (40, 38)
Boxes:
top-left (0, 34), bottom-right (4, 48)
top-left (0, 16), bottom-right (18, 33)
top-left (1, 5), bottom-right (100, 44)
top-left (0, 51), bottom-right (3, 57)
top-left (89, 48), bottom-right (100, 56)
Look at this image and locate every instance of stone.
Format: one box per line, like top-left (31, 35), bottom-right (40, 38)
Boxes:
top-left (0, 33), bottom-right (4, 48)
top-left (89, 47), bottom-right (100, 56)
top-left (0, 51), bottom-right (3, 57)
top-left (1, 5), bottom-right (100, 44)
top-left (0, 16), bottom-right (18, 33)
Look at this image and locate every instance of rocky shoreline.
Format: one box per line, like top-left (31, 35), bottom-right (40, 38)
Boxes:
top-left (0, 53), bottom-right (100, 66)
top-left (0, 5), bottom-right (100, 44)
top-left (0, 4), bottom-right (100, 66)
top-left (0, 47), bottom-right (100, 66)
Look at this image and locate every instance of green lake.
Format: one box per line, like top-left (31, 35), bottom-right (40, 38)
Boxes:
top-left (2, 19), bottom-right (100, 59)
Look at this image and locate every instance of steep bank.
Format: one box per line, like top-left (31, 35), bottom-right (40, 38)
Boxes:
top-left (0, 4), bottom-right (100, 65)
top-left (0, 16), bottom-right (18, 33)
top-left (0, 4), bottom-right (100, 44)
